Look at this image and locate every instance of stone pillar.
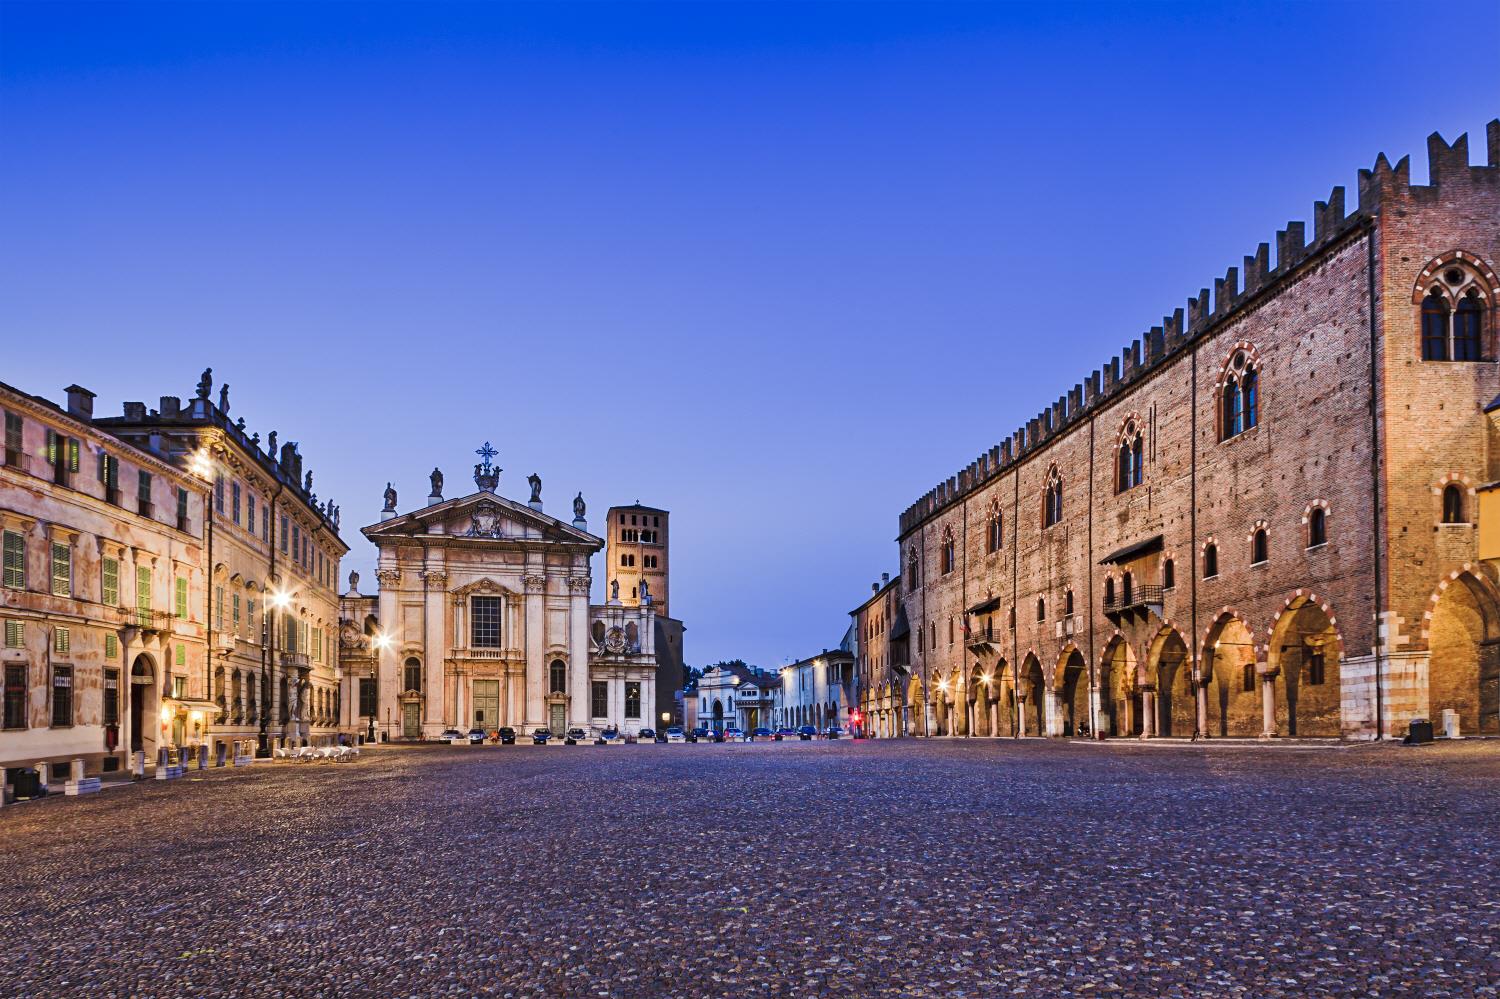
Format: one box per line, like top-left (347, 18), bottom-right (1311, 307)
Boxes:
top-left (1017, 696), bottom-right (1029, 737)
top-left (1260, 668), bottom-right (1278, 738)
top-left (568, 577), bottom-right (590, 727)
top-left (376, 567), bottom-right (401, 741)
top-left (1140, 688), bottom-right (1156, 739)
top-left (524, 573), bottom-right (546, 728)
top-left (70, 759), bottom-right (85, 783)
top-left (1046, 689), bottom-right (1066, 737)
top-left (1195, 664), bottom-right (1208, 738)
top-left (422, 570), bottom-right (446, 734)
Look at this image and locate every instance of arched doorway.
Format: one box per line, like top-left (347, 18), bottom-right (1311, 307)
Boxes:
top-left (130, 654), bottom-right (157, 756)
top-left (1205, 614), bottom-right (1260, 737)
top-left (1056, 648), bottom-right (1088, 737)
top-left (1427, 572), bottom-right (1500, 735)
top-left (1099, 638), bottom-right (1141, 737)
top-left (1269, 597), bottom-right (1342, 737)
top-left (711, 698), bottom-right (724, 733)
top-left (908, 676), bottom-right (926, 736)
top-left (1151, 629), bottom-right (1194, 737)
top-left (1021, 654), bottom-right (1045, 737)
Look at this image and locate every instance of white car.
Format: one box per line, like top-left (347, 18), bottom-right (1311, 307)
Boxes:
top-left (724, 727), bottom-right (745, 742)
top-left (665, 726), bottom-right (686, 743)
top-left (598, 728), bottom-right (626, 745)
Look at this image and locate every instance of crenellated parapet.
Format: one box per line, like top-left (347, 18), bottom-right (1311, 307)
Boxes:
top-left (898, 120), bottom-right (1500, 539)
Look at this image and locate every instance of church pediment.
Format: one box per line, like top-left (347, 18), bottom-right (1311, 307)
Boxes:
top-left (362, 490), bottom-right (602, 549)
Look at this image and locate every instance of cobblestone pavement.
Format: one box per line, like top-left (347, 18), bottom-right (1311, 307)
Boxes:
top-left (2, 739), bottom-right (1499, 998)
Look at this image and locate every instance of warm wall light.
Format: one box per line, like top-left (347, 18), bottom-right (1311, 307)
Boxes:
top-left (371, 631), bottom-right (392, 650)
top-left (187, 448), bottom-right (215, 481)
top-left (267, 588), bottom-right (292, 610)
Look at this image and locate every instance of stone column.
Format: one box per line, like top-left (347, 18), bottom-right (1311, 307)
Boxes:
top-left (524, 572), bottom-right (546, 728)
top-left (376, 567), bottom-right (401, 740)
top-left (1090, 686), bottom-right (1104, 740)
top-left (568, 577), bottom-right (590, 728)
top-left (1046, 689), bottom-right (1066, 737)
top-left (1195, 662), bottom-right (1208, 738)
top-left (1260, 668), bottom-right (1278, 738)
top-left (1140, 688), bottom-right (1156, 739)
top-left (422, 570), bottom-right (446, 734)
top-left (1017, 695), bottom-right (1029, 737)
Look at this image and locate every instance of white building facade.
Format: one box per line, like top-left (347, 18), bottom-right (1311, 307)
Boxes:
top-left (771, 649), bottom-right (856, 731)
top-left (361, 448), bottom-right (658, 739)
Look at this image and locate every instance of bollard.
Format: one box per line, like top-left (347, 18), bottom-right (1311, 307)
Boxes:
top-left (133, 750), bottom-right (146, 777)
top-left (71, 759), bottom-right (85, 783)
top-left (36, 763), bottom-right (50, 796)
top-left (198, 745), bottom-right (208, 770)
top-left (215, 742), bottom-right (228, 767)
top-left (156, 747), bottom-right (169, 779)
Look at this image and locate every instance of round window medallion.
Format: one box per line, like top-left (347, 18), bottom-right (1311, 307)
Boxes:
top-left (1445, 268), bottom-right (1465, 286)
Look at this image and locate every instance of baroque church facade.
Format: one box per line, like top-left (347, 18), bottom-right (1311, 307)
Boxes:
top-left (354, 446), bottom-right (660, 739)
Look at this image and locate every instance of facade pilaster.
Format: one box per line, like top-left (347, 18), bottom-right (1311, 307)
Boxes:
top-left (524, 570), bottom-right (545, 727)
top-left (568, 575), bottom-right (590, 726)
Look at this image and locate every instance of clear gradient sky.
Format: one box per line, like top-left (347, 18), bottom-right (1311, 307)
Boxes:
top-left (2, 2), bottom-right (1497, 669)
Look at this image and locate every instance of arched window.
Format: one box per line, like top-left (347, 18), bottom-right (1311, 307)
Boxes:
top-left (1251, 528), bottom-right (1268, 565)
top-left (1035, 597), bottom-right (1046, 622)
top-left (1162, 558), bottom-right (1175, 590)
top-left (549, 659), bottom-right (567, 693)
top-left (1419, 262), bottom-right (1491, 362)
top-left (1116, 419), bottom-right (1144, 493)
top-left (1064, 589), bottom-right (1074, 616)
top-left (940, 528), bottom-right (955, 575)
top-left (1456, 289), bottom-right (1484, 361)
top-left (1220, 350), bottom-right (1259, 440)
top-left (986, 503), bottom-right (1003, 553)
top-left (1203, 543), bottom-right (1218, 579)
top-left (403, 657), bottom-right (421, 693)
top-left (907, 547), bottom-right (919, 590)
top-left (1043, 467), bottom-right (1063, 528)
top-left (1442, 484), bottom-right (1465, 524)
top-left (1121, 571), bottom-right (1133, 606)
top-left (1103, 577), bottom-right (1115, 606)
top-left (1422, 291), bottom-right (1451, 360)
top-left (1308, 508), bottom-right (1327, 548)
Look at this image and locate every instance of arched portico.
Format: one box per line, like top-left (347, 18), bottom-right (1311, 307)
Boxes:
top-left (1426, 570), bottom-right (1500, 735)
top-left (1098, 637), bottom-right (1142, 738)
top-left (1020, 654), bottom-right (1045, 737)
top-left (1149, 628), bottom-right (1194, 738)
top-left (1204, 613), bottom-right (1261, 737)
top-left (1268, 594), bottom-right (1343, 737)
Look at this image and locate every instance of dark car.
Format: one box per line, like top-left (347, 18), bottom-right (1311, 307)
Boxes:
top-left (774, 727), bottom-right (797, 741)
top-left (798, 725), bottom-right (817, 741)
top-left (564, 727), bottom-right (588, 745)
top-left (531, 728), bottom-right (552, 745)
top-left (466, 728), bottom-right (486, 745)
top-left (637, 728), bottom-right (656, 744)
top-left (597, 728), bottom-right (623, 745)
top-left (709, 728), bottom-right (728, 743)
top-left (824, 725), bottom-right (844, 740)
top-left (749, 727), bottom-right (772, 741)
top-left (497, 727), bottom-right (516, 745)
top-left (689, 727), bottom-right (710, 743)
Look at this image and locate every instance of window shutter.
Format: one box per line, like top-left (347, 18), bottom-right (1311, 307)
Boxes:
top-left (103, 558), bottom-right (119, 605)
top-left (68, 438), bottom-right (79, 472)
top-left (45, 428), bottom-right (57, 464)
top-left (3, 531), bottom-right (26, 590)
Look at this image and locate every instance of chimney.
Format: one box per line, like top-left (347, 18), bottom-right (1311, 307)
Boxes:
top-left (881, 572), bottom-right (890, 585)
top-left (64, 385), bottom-right (95, 420)
top-left (159, 396), bottom-right (181, 418)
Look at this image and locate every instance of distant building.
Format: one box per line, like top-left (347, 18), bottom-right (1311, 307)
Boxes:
top-left (852, 573), bottom-right (911, 738)
top-left (771, 648), bottom-right (856, 732)
top-left (605, 503), bottom-right (684, 731)
top-left (695, 662), bottom-right (779, 733)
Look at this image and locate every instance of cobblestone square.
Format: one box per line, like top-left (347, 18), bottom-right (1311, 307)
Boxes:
top-left (3, 740), bottom-right (1499, 998)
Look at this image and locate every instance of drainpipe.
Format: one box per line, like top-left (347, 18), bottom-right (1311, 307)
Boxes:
top-left (1366, 224), bottom-right (1386, 740)
top-left (258, 479), bottom-right (284, 756)
top-left (1012, 467), bottom-right (1020, 737)
top-left (1190, 345), bottom-right (1201, 738)
top-left (1087, 415), bottom-right (1096, 738)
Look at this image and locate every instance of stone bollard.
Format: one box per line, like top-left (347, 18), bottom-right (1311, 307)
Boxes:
top-left (71, 759), bottom-right (85, 783)
top-left (156, 747), bottom-right (170, 779)
top-left (215, 742), bottom-right (228, 767)
top-left (133, 750), bottom-right (146, 777)
top-left (36, 763), bottom-right (50, 796)
top-left (198, 745), bottom-right (208, 770)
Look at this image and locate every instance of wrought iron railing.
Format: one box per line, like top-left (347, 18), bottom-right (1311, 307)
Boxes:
top-left (1103, 584), bottom-right (1165, 615)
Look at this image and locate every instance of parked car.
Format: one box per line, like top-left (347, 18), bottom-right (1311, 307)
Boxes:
top-left (440, 728), bottom-right (464, 743)
top-left (774, 727), bottom-right (797, 741)
top-left (598, 728), bottom-right (624, 745)
top-left (655, 729), bottom-right (670, 743)
top-left (724, 727), bottom-right (745, 742)
top-left (797, 725), bottom-right (817, 741)
top-left (689, 727), bottom-right (710, 743)
top-left (665, 726), bottom-right (686, 743)
top-left (466, 728), bottom-right (486, 745)
top-left (498, 727), bottom-right (517, 745)
top-left (750, 727), bottom-right (772, 741)
top-left (564, 727), bottom-right (588, 745)
top-left (531, 728), bottom-right (552, 745)
top-left (824, 725), bottom-right (844, 740)
top-left (634, 727), bottom-right (655, 744)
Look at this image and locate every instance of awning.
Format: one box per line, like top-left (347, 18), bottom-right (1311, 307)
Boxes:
top-left (1098, 534), bottom-right (1163, 566)
top-left (889, 605), bottom-right (911, 640)
top-left (967, 594), bottom-right (1004, 616)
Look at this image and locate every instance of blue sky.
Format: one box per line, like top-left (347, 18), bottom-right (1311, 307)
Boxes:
top-left (3, 2), bottom-right (1497, 669)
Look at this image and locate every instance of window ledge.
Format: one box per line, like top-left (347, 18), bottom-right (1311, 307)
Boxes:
top-left (1250, 560), bottom-right (1269, 568)
top-left (1203, 573), bottom-right (1219, 581)
top-left (1305, 542), bottom-right (1328, 552)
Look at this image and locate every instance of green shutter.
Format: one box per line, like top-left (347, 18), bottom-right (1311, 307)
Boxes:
top-left (45, 428), bottom-right (57, 464)
top-left (67, 438), bottom-right (79, 472)
top-left (175, 643), bottom-right (186, 667)
top-left (105, 633), bottom-right (118, 658)
top-left (137, 565), bottom-right (152, 614)
top-left (4, 620), bottom-right (21, 648)
top-left (3, 531), bottom-right (25, 590)
top-left (102, 558), bottom-right (119, 605)
top-left (51, 542), bottom-right (70, 597)
top-left (54, 626), bottom-right (70, 654)
top-left (176, 577), bottom-right (188, 618)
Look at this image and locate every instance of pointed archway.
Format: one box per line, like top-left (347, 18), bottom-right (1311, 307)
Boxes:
top-left (1020, 654), bottom-right (1045, 737)
top-left (1427, 570), bottom-right (1500, 735)
top-left (1269, 595), bottom-right (1343, 737)
top-left (1149, 628), bottom-right (1194, 737)
top-left (1056, 647), bottom-right (1089, 737)
top-left (1204, 613), bottom-right (1260, 737)
top-left (1098, 637), bottom-right (1141, 737)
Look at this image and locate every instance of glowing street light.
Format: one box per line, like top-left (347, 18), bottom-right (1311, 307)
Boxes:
top-left (371, 631), bottom-right (392, 651)
top-left (187, 448), bottom-right (215, 482)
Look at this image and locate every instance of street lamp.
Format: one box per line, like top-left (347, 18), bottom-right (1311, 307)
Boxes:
top-left (369, 631), bottom-right (392, 743)
top-left (259, 586), bottom-right (292, 756)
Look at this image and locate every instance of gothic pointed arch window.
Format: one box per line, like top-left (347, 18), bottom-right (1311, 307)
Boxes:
top-left (1042, 466), bottom-right (1063, 528)
top-left (1443, 483), bottom-right (1466, 524)
top-left (1417, 258), bottom-right (1492, 361)
top-left (986, 501), bottom-right (1003, 553)
top-left (1219, 349), bottom-right (1259, 440)
top-left (907, 546), bottom-right (919, 590)
top-left (940, 526), bottom-right (955, 575)
top-left (1116, 418), bottom-right (1144, 493)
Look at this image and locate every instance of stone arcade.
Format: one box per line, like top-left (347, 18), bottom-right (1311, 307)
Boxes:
top-left (356, 445), bottom-right (659, 739)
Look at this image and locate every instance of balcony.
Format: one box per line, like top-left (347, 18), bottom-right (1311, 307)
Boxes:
top-left (111, 607), bottom-right (174, 634)
top-left (1103, 584), bottom-right (1164, 616)
top-left (280, 651), bottom-right (310, 671)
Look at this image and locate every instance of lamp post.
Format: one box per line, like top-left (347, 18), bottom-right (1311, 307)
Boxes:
top-left (259, 586), bottom-right (291, 756)
top-left (370, 631), bottom-right (392, 744)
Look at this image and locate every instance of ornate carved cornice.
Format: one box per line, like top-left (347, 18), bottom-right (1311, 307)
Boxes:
top-left (375, 568), bottom-right (401, 585)
top-left (567, 576), bottom-right (592, 593)
top-left (523, 573), bottom-right (547, 593)
top-left (422, 570), bottom-right (448, 587)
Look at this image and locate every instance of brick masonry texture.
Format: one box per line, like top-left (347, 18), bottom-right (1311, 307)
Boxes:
top-left (890, 121), bottom-right (1500, 740)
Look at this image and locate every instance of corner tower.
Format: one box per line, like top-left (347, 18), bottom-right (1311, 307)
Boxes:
top-left (606, 503), bottom-right (669, 617)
